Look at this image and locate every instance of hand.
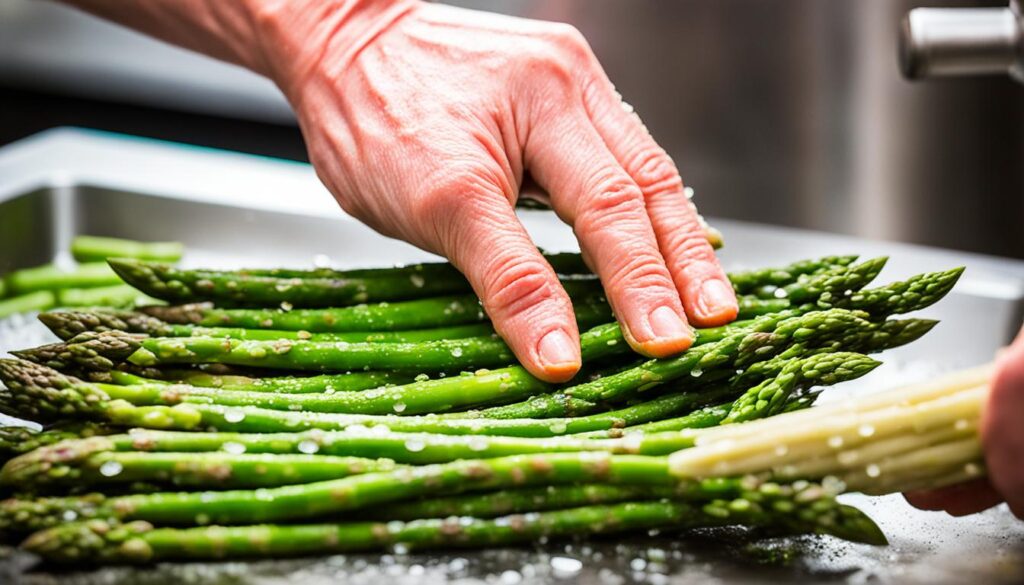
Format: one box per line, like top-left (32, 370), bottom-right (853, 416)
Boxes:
top-left (250, 0), bottom-right (738, 382)
top-left (905, 325), bottom-right (1024, 518)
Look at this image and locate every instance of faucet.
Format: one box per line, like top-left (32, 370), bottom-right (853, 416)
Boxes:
top-left (900, 0), bottom-right (1024, 82)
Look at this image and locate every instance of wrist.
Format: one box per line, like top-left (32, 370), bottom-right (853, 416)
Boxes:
top-left (243, 0), bottom-right (418, 98)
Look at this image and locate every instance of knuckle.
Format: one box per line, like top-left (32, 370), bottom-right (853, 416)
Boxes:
top-left (665, 227), bottom-right (715, 262)
top-left (602, 253), bottom-right (673, 294)
top-left (482, 257), bottom-right (561, 319)
top-left (574, 176), bottom-right (646, 233)
top-left (630, 148), bottom-right (684, 198)
top-left (547, 23), bottom-right (590, 58)
top-left (412, 164), bottom-right (499, 227)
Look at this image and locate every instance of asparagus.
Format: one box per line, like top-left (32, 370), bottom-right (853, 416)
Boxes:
top-left (371, 485), bottom-right (675, 520)
top-left (12, 330), bottom-right (142, 374)
top-left (40, 309), bottom-right (500, 343)
top-left (728, 255), bottom-right (858, 294)
top-left (2, 449), bottom-right (400, 490)
top-left (723, 353), bottom-right (881, 423)
top-left (0, 359), bottom-right (726, 435)
top-left (5, 262), bottom-right (122, 295)
top-left (71, 236), bottom-right (184, 263)
top-left (0, 291), bottom-right (55, 319)
top-left (137, 369), bottom-right (417, 394)
top-left (0, 422), bottom-right (114, 462)
top-left (20, 488), bottom-right (885, 564)
top-left (109, 259), bottom-right (605, 308)
top-left (55, 285), bottom-right (159, 309)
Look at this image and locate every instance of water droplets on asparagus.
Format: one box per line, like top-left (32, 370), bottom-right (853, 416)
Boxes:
top-left (222, 441), bottom-right (246, 454)
top-left (297, 440), bottom-right (320, 454)
top-left (99, 460), bottom-right (123, 477)
top-left (404, 438), bottom-right (426, 452)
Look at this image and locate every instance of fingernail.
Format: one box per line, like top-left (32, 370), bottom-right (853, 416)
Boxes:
top-left (538, 329), bottom-right (578, 367)
top-left (648, 306), bottom-right (691, 341)
top-left (698, 279), bottom-right (736, 318)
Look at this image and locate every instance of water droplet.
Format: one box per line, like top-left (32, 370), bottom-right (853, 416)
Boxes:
top-left (684, 186), bottom-right (695, 200)
top-left (773, 288), bottom-right (789, 299)
top-left (224, 409), bottom-right (246, 423)
top-left (827, 436), bottom-right (844, 449)
top-left (548, 422), bottom-right (568, 434)
top-left (414, 373), bottom-right (429, 382)
top-left (865, 464), bottom-right (881, 478)
top-left (392, 542), bottom-right (410, 555)
top-left (501, 569), bottom-right (523, 584)
top-left (62, 510), bottom-right (78, 521)
top-left (954, 419), bottom-right (969, 431)
top-left (964, 462), bottom-right (981, 476)
top-left (690, 368), bottom-right (703, 378)
top-left (468, 437), bottom-right (489, 451)
top-left (409, 274), bottom-right (425, 288)
top-left (774, 444), bottom-right (789, 456)
top-left (99, 460), bottom-right (123, 477)
top-left (858, 424), bottom-right (875, 438)
top-left (550, 556), bottom-right (582, 577)
top-left (280, 301), bottom-right (294, 311)
top-left (222, 441), bottom-right (246, 454)
top-left (630, 558), bottom-right (647, 572)
top-left (298, 440), bottom-right (320, 454)
top-left (404, 438), bottom-right (426, 452)
top-left (451, 347), bottom-right (464, 358)
top-left (393, 401), bottom-right (407, 413)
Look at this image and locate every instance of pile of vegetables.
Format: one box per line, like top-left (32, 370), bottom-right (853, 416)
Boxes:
top-left (0, 236), bottom-right (182, 317)
top-left (0, 248), bottom-right (980, 565)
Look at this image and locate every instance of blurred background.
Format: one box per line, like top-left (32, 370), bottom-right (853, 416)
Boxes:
top-left (0, 0), bottom-right (1021, 259)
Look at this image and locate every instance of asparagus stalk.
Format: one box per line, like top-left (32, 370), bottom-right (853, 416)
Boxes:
top-left (0, 291), bottom-right (55, 319)
top-left (728, 255), bottom-right (858, 294)
top-left (132, 369), bottom-right (417, 394)
top-left (0, 359), bottom-right (724, 435)
top-left (55, 285), bottom-right (160, 309)
top-left (5, 262), bottom-right (123, 295)
top-left (0, 422), bottom-right (115, 462)
top-left (20, 489), bottom-right (885, 564)
top-left (70, 236), bottom-right (184, 263)
top-left (40, 308), bottom-right (501, 343)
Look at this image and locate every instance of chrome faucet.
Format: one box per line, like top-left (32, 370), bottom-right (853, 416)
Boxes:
top-left (900, 0), bottom-right (1024, 82)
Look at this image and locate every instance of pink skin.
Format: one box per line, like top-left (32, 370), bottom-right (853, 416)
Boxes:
top-left (60, 0), bottom-right (738, 382)
top-left (905, 325), bottom-right (1024, 519)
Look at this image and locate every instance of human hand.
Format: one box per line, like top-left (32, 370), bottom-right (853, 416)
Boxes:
top-left (905, 324), bottom-right (1024, 518)
top-left (248, 0), bottom-right (737, 382)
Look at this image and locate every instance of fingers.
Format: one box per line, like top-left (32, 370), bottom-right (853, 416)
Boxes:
top-left (582, 75), bottom-right (738, 327)
top-left (982, 325), bottom-right (1024, 518)
top-left (525, 110), bottom-right (694, 357)
top-left (419, 169), bottom-right (581, 383)
top-left (904, 479), bottom-right (1005, 516)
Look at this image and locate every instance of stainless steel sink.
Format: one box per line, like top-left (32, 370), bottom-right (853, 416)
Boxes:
top-left (1, 129), bottom-right (1022, 584)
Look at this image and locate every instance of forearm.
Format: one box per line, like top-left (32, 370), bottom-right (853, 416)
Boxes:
top-left (57, 0), bottom-right (415, 90)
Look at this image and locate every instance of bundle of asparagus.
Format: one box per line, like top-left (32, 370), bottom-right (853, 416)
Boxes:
top-left (0, 236), bottom-right (183, 318)
top-left (0, 252), bottom-right (970, 565)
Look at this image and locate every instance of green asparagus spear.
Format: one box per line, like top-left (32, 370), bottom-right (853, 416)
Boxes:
top-left (3, 449), bottom-right (400, 490)
top-left (55, 285), bottom-right (160, 309)
top-left (83, 319), bottom-right (627, 373)
top-left (109, 259), bottom-right (606, 308)
top-left (0, 422), bottom-right (115, 463)
top-left (39, 308), bottom-right (502, 343)
top-left (137, 369), bottom-right (417, 394)
top-left (0, 359), bottom-right (726, 436)
top-left (722, 353), bottom-right (880, 423)
top-left (20, 489), bottom-right (885, 564)
top-left (71, 237), bottom-right (184, 263)
top-left (5, 262), bottom-right (123, 295)
top-left (0, 291), bottom-right (55, 319)
top-left (370, 485), bottom-right (675, 520)
top-left (728, 255), bottom-right (858, 294)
